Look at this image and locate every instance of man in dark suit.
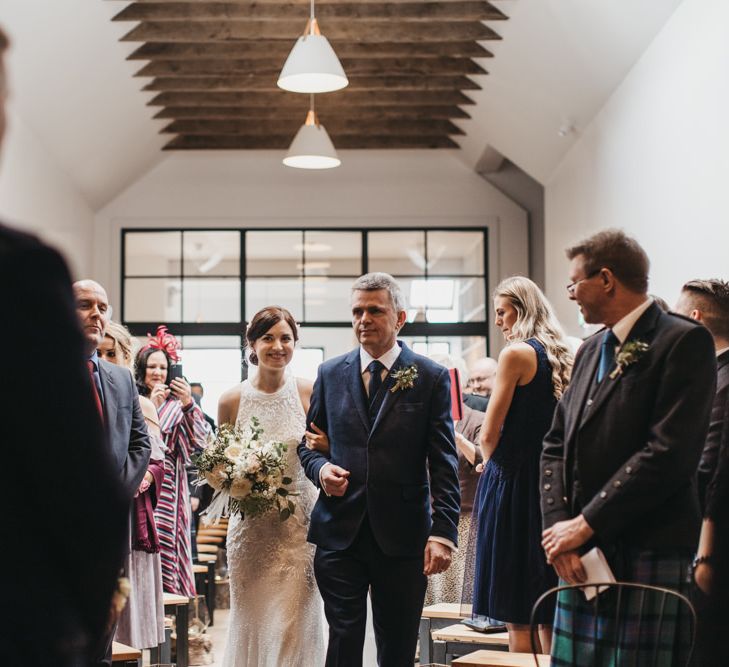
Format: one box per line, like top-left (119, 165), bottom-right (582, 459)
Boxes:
top-left (674, 279), bottom-right (729, 509)
top-left (73, 280), bottom-right (151, 665)
top-left (539, 229), bottom-right (716, 663)
top-left (0, 27), bottom-right (128, 667)
top-left (298, 272), bottom-right (460, 667)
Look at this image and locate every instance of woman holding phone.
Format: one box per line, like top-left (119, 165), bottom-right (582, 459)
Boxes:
top-left (135, 325), bottom-right (211, 597)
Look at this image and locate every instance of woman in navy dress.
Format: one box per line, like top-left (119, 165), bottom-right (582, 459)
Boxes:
top-left (472, 276), bottom-right (573, 653)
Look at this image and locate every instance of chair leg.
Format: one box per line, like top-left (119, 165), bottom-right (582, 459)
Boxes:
top-left (418, 617), bottom-right (432, 664)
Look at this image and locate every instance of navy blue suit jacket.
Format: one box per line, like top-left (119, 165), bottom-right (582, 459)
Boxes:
top-left (298, 342), bottom-right (461, 557)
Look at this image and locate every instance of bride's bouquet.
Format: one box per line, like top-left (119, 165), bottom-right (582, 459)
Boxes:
top-left (194, 417), bottom-right (296, 523)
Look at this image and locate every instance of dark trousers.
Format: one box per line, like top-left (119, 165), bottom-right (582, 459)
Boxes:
top-left (314, 518), bottom-right (427, 667)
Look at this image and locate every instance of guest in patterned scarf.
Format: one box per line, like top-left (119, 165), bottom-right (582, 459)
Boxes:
top-left (135, 326), bottom-right (211, 597)
top-left (99, 321), bottom-right (167, 650)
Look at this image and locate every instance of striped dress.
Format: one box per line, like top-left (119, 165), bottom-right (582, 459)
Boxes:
top-left (155, 397), bottom-right (211, 597)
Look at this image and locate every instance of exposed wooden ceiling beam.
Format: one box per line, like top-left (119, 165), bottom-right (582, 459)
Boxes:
top-left (114, 2), bottom-right (507, 22)
top-left (128, 41), bottom-right (493, 59)
top-left (121, 20), bottom-right (501, 42)
top-left (161, 118), bottom-right (464, 136)
top-left (163, 134), bottom-right (460, 149)
top-left (153, 104), bottom-right (471, 119)
top-left (148, 90), bottom-right (475, 106)
top-left (135, 56), bottom-right (487, 77)
top-left (142, 74), bottom-right (480, 91)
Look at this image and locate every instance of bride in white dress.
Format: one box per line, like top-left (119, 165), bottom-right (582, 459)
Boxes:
top-left (217, 307), bottom-right (325, 667)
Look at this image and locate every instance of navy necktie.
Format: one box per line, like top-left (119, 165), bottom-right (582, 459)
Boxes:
top-left (597, 329), bottom-right (619, 382)
top-left (367, 360), bottom-right (385, 405)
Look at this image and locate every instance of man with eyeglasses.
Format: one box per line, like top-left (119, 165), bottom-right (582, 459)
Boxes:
top-left (539, 228), bottom-right (716, 665)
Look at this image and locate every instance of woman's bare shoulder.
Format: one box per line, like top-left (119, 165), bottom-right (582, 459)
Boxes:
top-left (218, 383), bottom-right (242, 424)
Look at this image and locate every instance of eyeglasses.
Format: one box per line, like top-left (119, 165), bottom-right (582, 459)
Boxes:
top-left (566, 270), bottom-right (600, 294)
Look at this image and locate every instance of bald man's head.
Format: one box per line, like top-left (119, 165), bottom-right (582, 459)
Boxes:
top-left (468, 357), bottom-right (498, 396)
top-left (73, 280), bottom-right (111, 354)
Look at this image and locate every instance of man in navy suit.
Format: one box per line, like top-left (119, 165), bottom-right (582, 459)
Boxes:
top-left (298, 272), bottom-right (460, 667)
top-left (73, 279), bottom-right (151, 665)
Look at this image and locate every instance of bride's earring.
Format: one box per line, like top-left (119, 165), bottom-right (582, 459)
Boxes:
top-left (249, 351), bottom-right (259, 365)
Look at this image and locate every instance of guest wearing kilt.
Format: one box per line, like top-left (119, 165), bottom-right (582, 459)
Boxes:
top-left (541, 230), bottom-right (716, 666)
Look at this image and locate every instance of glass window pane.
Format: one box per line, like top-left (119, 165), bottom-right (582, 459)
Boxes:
top-left (399, 336), bottom-right (488, 371)
top-left (304, 277), bottom-right (354, 322)
top-left (368, 231), bottom-right (425, 276)
top-left (302, 231), bottom-right (361, 276)
top-left (298, 326), bottom-right (357, 363)
top-left (183, 278), bottom-right (240, 323)
top-left (246, 231), bottom-right (302, 276)
top-left (124, 278), bottom-right (181, 322)
top-left (401, 277), bottom-right (486, 323)
top-left (426, 231), bottom-right (485, 276)
top-left (245, 278), bottom-right (303, 321)
top-left (125, 232), bottom-right (181, 276)
top-left (183, 231), bottom-right (240, 277)
top-left (177, 345), bottom-right (243, 418)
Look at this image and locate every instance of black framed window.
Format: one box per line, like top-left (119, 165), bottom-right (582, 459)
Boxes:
top-left (122, 227), bottom-right (489, 377)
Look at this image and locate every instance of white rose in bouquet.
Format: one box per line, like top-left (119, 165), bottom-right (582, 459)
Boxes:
top-left (244, 455), bottom-right (262, 475)
top-left (230, 477), bottom-right (253, 500)
top-left (224, 444), bottom-right (243, 461)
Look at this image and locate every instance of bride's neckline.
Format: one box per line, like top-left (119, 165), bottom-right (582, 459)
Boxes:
top-left (246, 375), bottom-right (290, 397)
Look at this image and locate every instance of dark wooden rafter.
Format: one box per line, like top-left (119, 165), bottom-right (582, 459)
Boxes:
top-left (110, 0), bottom-right (506, 150)
top-left (153, 105), bottom-right (472, 119)
top-left (161, 118), bottom-right (465, 136)
top-left (135, 57), bottom-right (488, 77)
top-left (113, 2), bottom-right (507, 21)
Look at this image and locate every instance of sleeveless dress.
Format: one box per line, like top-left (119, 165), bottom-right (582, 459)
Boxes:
top-left (471, 339), bottom-right (558, 624)
top-left (222, 376), bottom-right (325, 667)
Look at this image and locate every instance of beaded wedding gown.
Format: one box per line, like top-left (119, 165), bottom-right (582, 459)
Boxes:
top-left (222, 376), bottom-right (325, 667)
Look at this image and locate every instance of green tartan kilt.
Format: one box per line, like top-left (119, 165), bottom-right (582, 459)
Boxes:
top-left (550, 548), bottom-right (693, 667)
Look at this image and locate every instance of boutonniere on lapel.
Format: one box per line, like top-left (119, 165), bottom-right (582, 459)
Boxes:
top-left (609, 340), bottom-right (649, 380)
top-left (390, 364), bottom-right (418, 393)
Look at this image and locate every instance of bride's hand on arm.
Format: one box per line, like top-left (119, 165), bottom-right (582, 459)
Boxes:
top-left (478, 344), bottom-right (534, 461)
top-left (305, 422), bottom-right (330, 453)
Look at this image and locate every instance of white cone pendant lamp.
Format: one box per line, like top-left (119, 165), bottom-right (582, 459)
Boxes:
top-left (283, 97), bottom-right (340, 169)
top-left (277, 0), bottom-right (348, 94)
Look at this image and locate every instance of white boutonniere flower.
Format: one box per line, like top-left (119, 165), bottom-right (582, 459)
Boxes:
top-left (390, 364), bottom-right (418, 392)
top-left (609, 340), bottom-right (649, 379)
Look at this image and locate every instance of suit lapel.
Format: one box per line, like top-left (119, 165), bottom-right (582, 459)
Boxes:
top-left (369, 342), bottom-right (410, 437)
top-left (564, 335), bottom-right (602, 448)
top-left (579, 304), bottom-right (661, 430)
top-left (344, 350), bottom-right (370, 432)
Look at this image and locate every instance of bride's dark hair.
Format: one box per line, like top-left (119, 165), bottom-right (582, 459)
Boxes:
top-left (245, 306), bottom-right (299, 365)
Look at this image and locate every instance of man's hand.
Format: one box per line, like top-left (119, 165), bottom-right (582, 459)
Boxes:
top-left (424, 541), bottom-right (452, 576)
top-left (321, 464), bottom-right (350, 497)
top-left (551, 550), bottom-right (587, 584)
top-left (542, 514), bottom-right (593, 561)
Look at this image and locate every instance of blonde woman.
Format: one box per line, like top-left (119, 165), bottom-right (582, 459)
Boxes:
top-left (98, 321), bottom-right (166, 651)
top-left (471, 277), bottom-right (573, 653)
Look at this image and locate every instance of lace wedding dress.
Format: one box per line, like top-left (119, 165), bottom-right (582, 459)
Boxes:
top-left (222, 376), bottom-right (325, 667)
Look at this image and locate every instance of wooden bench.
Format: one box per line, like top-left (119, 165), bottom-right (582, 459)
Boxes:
top-left (163, 592), bottom-right (191, 667)
top-left (431, 624), bottom-right (509, 664)
top-left (196, 543), bottom-right (219, 554)
top-left (111, 641), bottom-right (142, 666)
top-left (197, 552), bottom-right (217, 563)
top-left (196, 534), bottom-right (224, 545)
top-left (198, 527), bottom-right (227, 537)
top-left (419, 603), bottom-right (469, 664)
top-left (453, 649), bottom-right (550, 666)
top-left (194, 556), bottom-right (217, 624)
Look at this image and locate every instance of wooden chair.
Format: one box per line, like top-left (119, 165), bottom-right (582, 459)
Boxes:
top-left (530, 582), bottom-right (698, 667)
top-left (452, 650), bottom-right (550, 666)
top-left (431, 623), bottom-right (509, 663)
top-left (111, 641), bottom-right (142, 666)
top-left (196, 534), bottom-right (224, 545)
top-left (196, 543), bottom-right (219, 554)
top-left (419, 603), bottom-right (469, 664)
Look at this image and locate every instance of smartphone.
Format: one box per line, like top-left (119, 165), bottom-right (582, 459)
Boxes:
top-left (169, 364), bottom-right (184, 384)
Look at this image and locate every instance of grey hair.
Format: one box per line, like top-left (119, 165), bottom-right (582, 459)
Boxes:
top-left (351, 272), bottom-right (407, 312)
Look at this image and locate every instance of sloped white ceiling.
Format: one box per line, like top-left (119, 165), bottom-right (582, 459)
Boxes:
top-left (0, 0), bottom-right (684, 208)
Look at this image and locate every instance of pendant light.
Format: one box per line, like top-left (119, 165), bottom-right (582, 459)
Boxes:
top-left (283, 95), bottom-right (340, 170)
top-left (277, 0), bottom-right (348, 94)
